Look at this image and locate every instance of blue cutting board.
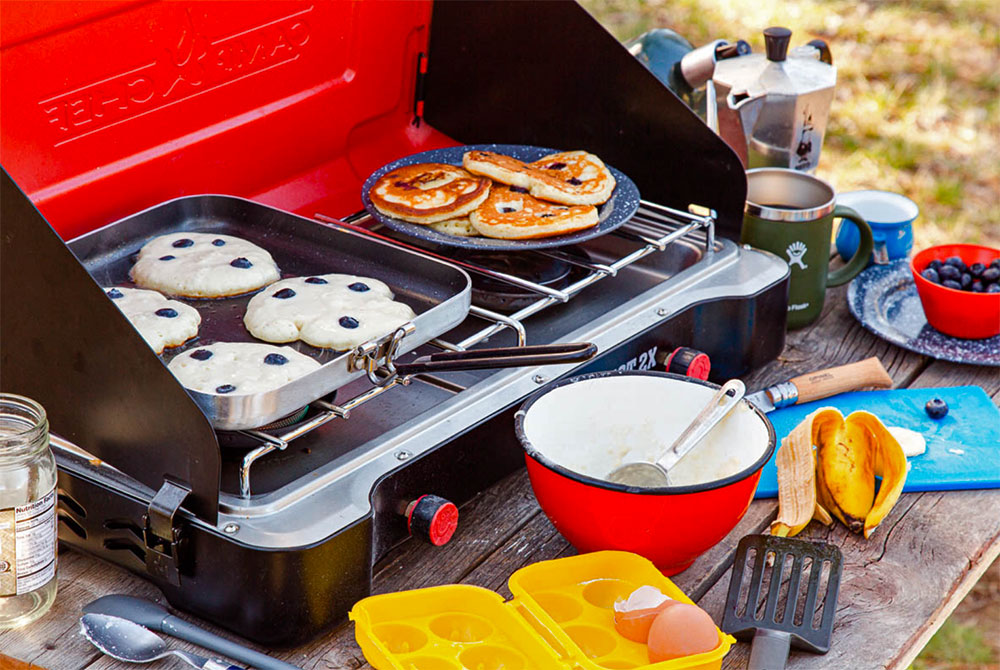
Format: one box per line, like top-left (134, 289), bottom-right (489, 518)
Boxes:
top-left (755, 386), bottom-right (1000, 498)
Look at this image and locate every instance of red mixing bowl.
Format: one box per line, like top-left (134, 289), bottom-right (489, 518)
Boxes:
top-left (514, 371), bottom-right (776, 575)
top-left (911, 244), bottom-right (1000, 339)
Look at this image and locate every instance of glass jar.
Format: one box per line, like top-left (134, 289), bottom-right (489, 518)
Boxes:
top-left (0, 394), bottom-right (58, 629)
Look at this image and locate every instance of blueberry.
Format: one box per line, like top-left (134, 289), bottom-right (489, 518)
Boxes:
top-left (172, 238), bottom-right (194, 248)
top-left (155, 308), bottom-right (178, 318)
top-left (960, 272), bottom-right (972, 288)
top-left (500, 207), bottom-right (516, 213)
top-left (969, 262), bottom-right (986, 277)
top-left (230, 257), bottom-right (252, 269)
top-left (566, 177), bottom-right (583, 185)
top-left (925, 398), bottom-right (949, 420)
top-left (305, 277), bottom-right (328, 285)
top-left (971, 280), bottom-right (984, 292)
top-left (942, 279), bottom-right (962, 290)
top-left (273, 288), bottom-right (296, 299)
top-left (945, 256), bottom-right (966, 271)
top-left (547, 162), bottom-right (567, 170)
top-left (938, 264), bottom-right (961, 281)
top-left (348, 282), bottom-right (370, 292)
top-left (981, 267), bottom-right (1000, 283)
top-left (509, 186), bottom-right (529, 193)
top-left (921, 268), bottom-right (940, 283)
top-left (540, 213), bottom-right (554, 218)
top-left (190, 349), bottom-right (213, 361)
top-left (215, 384), bottom-right (236, 394)
top-left (339, 316), bottom-right (359, 329)
top-left (106, 288), bottom-right (124, 299)
top-left (991, 258), bottom-right (1000, 269)
top-left (927, 259), bottom-right (943, 271)
top-left (159, 255), bottom-right (176, 261)
top-left (212, 238), bottom-right (226, 247)
top-left (264, 353), bottom-right (288, 366)
top-left (987, 283), bottom-right (1000, 293)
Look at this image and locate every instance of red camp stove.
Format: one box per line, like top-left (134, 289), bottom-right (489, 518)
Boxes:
top-left (0, 1), bottom-right (788, 645)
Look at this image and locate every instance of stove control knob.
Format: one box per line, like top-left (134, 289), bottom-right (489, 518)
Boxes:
top-left (663, 346), bottom-right (711, 380)
top-left (406, 495), bottom-right (459, 546)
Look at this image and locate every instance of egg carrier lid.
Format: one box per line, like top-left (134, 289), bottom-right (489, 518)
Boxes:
top-left (0, 0), bottom-right (747, 529)
top-left (350, 551), bottom-right (735, 670)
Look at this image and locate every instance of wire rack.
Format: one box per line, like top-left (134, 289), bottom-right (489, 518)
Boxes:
top-left (234, 200), bottom-right (715, 497)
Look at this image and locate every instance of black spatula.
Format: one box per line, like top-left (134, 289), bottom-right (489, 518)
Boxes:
top-left (722, 534), bottom-right (843, 670)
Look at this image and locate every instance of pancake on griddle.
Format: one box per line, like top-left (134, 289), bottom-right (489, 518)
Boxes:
top-left (462, 151), bottom-right (535, 189)
top-left (369, 163), bottom-right (491, 224)
top-left (528, 151), bottom-right (616, 205)
top-left (469, 185), bottom-right (598, 240)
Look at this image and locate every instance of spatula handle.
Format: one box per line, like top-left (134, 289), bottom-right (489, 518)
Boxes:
top-left (789, 357), bottom-right (892, 404)
top-left (748, 629), bottom-right (791, 670)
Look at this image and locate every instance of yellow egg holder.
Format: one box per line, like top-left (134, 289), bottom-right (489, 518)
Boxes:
top-left (350, 551), bottom-right (734, 670)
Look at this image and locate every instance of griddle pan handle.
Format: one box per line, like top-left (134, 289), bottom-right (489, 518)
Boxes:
top-left (396, 343), bottom-right (597, 375)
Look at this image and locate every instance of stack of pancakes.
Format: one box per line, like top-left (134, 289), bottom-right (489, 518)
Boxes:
top-left (368, 150), bottom-right (616, 240)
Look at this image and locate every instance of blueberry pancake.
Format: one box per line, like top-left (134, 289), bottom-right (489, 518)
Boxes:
top-left (469, 185), bottom-right (598, 240)
top-left (105, 287), bottom-right (200, 354)
top-left (462, 150), bottom-right (536, 189)
top-left (528, 150), bottom-right (616, 206)
top-left (131, 232), bottom-right (280, 298)
top-left (428, 217), bottom-right (480, 237)
top-left (244, 274), bottom-right (416, 350)
top-left (369, 163), bottom-right (490, 224)
top-left (167, 342), bottom-right (320, 395)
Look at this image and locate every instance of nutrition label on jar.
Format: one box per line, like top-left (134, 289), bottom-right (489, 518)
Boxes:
top-left (0, 489), bottom-right (57, 596)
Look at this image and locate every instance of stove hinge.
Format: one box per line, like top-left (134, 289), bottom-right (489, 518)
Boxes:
top-left (142, 479), bottom-right (191, 587)
top-left (412, 51), bottom-right (428, 127)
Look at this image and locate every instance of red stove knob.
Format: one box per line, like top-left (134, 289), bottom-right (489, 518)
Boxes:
top-left (406, 495), bottom-right (459, 546)
top-left (664, 347), bottom-right (711, 380)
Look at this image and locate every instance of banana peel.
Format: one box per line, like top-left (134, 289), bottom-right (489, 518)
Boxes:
top-left (771, 408), bottom-right (907, 539)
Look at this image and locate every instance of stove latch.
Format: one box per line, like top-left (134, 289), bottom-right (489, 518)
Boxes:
top-left (142, 479), bottom-right (191, 587)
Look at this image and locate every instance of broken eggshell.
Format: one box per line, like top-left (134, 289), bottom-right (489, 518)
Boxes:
top-left (612, 585), bottom-right (676, 643)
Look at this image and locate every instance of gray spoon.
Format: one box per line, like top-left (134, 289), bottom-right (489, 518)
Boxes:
top-left (80, 613), bottom-right (244, 670)
top-left (606, 379), bottom-right (746, 487)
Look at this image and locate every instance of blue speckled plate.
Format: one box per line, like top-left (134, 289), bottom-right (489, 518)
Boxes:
top-left (360, 144), bottom-right (641, 251)
top-left (847, 260), bottom-right (1000, 366)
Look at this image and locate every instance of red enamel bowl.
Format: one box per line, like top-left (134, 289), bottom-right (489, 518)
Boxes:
top-left (514, 370), bottom-right (776, 575)
top-left (911, 244), bottom-right (1000, 339)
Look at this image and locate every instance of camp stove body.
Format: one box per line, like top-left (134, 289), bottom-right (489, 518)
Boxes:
top-left (0, 0), bottom-right (788, 645)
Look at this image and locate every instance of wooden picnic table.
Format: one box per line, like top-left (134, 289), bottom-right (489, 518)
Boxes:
top-left (3, 282), bottom-right (999, 670)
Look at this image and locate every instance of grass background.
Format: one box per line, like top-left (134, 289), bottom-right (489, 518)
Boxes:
top-left (579, 2), bottom-right (1000, 668)
top-left (581, 0), bottom-right (1000, 250)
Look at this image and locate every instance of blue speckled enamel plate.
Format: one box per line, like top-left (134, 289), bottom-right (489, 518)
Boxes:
top-left (847, 260), bottom-right (1000, 366)
top-left (360, 144), bottom-right (641, 251)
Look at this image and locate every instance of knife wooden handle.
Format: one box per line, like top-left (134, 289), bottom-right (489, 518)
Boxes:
top-left (790, 357), bottom-right (893, 404)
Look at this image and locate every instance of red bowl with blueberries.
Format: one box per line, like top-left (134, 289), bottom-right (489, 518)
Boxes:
top-left (911, 244), bottom-right (1000, 339)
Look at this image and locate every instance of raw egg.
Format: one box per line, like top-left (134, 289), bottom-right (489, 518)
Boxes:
top-left (647, 602), bottom-right (719, 662)
top-left (613, 585), bottom-right (675, 643)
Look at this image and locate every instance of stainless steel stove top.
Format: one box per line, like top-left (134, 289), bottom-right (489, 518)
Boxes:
top-left (54, 203), bottom-right (788, 551)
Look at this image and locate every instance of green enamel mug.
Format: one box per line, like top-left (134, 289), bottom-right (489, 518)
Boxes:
top-left (741, 168), bottom-right (873, 329)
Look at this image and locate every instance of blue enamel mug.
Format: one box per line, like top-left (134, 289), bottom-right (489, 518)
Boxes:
top-left (835, 190), bottom-right (918, 265)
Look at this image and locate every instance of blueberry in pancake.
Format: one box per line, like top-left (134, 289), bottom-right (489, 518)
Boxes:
top-left (369, 163), bottom-right (491, 224)
top-left (167, 342), bottom-right (320, 395)
top-left (462, 150), bottom-right (536, 189)
top-left (528, 150), bottom-right (616, 206)
top-left (130, 232), bottom-right (280, 298)
top-left (104, 287), bottom-right (201, 354)
top-left (244, 273), bottom-right (415, 350)
top-left (469, 185), bottom-right (598, 240)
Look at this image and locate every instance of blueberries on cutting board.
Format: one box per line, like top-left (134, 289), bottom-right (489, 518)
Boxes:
top-left (921, 255), bottom-right (1000, 294)
top-left (925, 398), bottom-right (949, 419)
